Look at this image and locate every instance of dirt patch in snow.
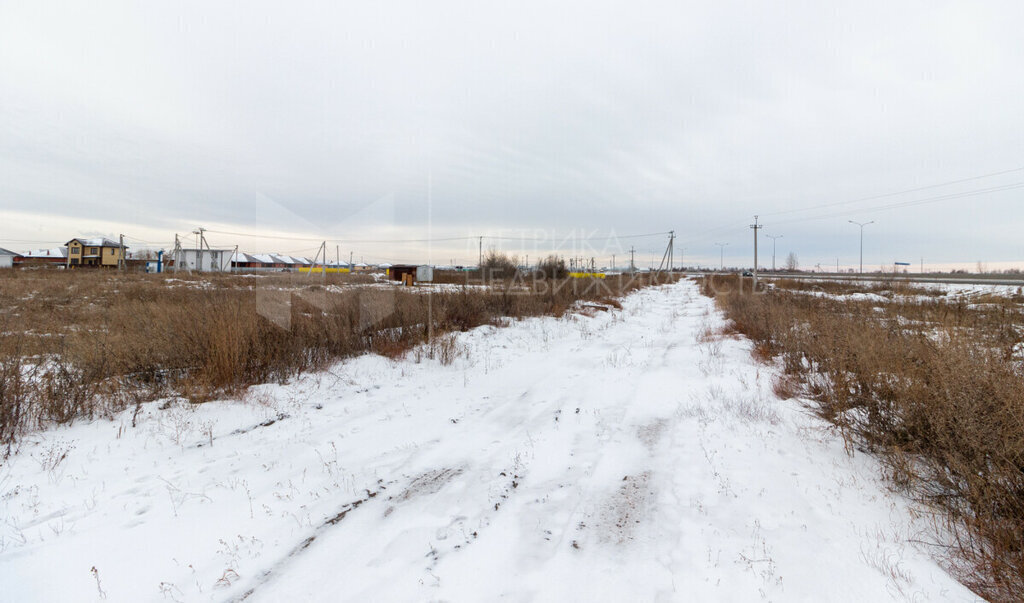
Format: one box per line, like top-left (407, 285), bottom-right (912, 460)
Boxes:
top-left (636, 419), bottom-right (668, 450)
top-left (393, 467), bottom-right (464, 503)
top-left (596, 471), bottom-right (655, 544)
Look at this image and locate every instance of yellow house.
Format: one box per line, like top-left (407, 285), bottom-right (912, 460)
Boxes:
top-left (66, 237), bottom-right (125, 267)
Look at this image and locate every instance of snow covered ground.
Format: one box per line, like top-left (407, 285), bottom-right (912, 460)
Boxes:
top-left (0, 280), bottom-right (979, 602)
top-left (776, 279), bottom-right (1023, 305)
top-left (928, 282), bottom-right (1024, 298)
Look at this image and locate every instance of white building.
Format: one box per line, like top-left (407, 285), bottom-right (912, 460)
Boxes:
top-left (172, 248), bottom-right (233, 272)
top-left (0, 247), bottom-right (18, 269)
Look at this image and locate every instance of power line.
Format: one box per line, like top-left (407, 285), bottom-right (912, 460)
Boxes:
top-left (0, 238), bottom-right (66, 244)
top-left (204, 229), bottom-right (477, 244)
top-left (770, 181), bottom-right (1024, 227)
top-left (121, 234), bottom-right (175, 245)
top-left (485, 231), bottom-right (670, 242)
top-left (680, 179), bottom-right (1024, 251)
top-left (762, 165), bottom-right (1024, 218)
top-left (683, 165), bottom-right (1024, 245)
top-left (202, 228), bottom-right (671, 245)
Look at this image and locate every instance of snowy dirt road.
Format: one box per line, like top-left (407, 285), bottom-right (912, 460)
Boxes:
top-left (1, 280), bottom-right (978, 601)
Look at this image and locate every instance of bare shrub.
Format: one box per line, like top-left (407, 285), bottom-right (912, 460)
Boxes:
top-left (430, 333), bottom-right (460, 366)
top-left (536, 255), bottom-right (568, 279)
top-left (751, 341), bottom-right (773, 363)
top-left (771, 374), bottom-right (799, 400)
top-left (481, 250), bottom-right (519, 279)
top-left (0, 333), bottom-right (31, 455)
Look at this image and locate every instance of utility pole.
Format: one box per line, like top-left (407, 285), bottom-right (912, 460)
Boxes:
top-left (668, 230), bottom-right (675, 271)
top-left (767, 234), bottom-right (782, 271)
top-left (657, 231), bottom-right (675, 273)
top-left (657, 230), bottom-right (676, 273)
top-left (478, 236), bottom-right (483, 269)
top-left (629, 246), bottom-right (636, 273)
top-left (198, 227), bottom-right (207, 271)
top-left (848, 220), bottom-right (874, 274)
top-left (192, 226), bottom-right (208, 272)
top-left (750, 216), bottom-right (763, 288)
top-left (172, 234), bottom-right (189, 274)
top-left (612, 254), bottom-right (615, 270)
top-left (119, 234), bottom-right (125, 271)
top-left (306, 241), bottom-right (327, 281)
top-left (349, 251), bottom-right (353, 269)
top-left (715, 243), bottom-right (729, 271)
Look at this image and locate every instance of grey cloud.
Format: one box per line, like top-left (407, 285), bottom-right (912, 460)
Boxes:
top-left (1, 0), bottom-right (1023, 266)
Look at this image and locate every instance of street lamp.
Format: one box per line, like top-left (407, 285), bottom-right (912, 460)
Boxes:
top-left (848, 220), bottom-right (874, 274)
top-left (766, 234), bottom-right (783, 271)
top-left (715, 243), bottom-right (729, 271)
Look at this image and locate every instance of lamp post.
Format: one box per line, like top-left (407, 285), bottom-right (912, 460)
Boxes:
top-left (766, 234), bottom-right (783, 271)
top-left (848, 220), bottom-right (874, 274)
top-left (715, 243), bottom-right (729, 271)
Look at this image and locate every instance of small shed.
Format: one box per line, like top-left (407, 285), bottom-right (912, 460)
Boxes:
top-left (387, 265), bottom-right (433, 285)
top-left (387, 264), bottom-right (417, 283)
top-left (0, 247), bottom-right (19, 269)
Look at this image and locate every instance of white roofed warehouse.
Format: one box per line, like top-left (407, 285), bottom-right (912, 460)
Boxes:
top-left (18, 247), bottom-right (68, 267)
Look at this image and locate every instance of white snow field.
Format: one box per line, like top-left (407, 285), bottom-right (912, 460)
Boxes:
top-left (0, 279), bottom-right (979, 602)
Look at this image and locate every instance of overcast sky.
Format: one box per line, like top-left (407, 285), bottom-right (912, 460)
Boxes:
top-left (2, 1), bottom-right (1023, 268)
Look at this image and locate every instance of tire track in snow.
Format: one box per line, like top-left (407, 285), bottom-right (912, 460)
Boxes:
top-left (231, 480), bottom-right (393, 601)
top-left (244, 286), bottom-right (689, 599)
top-left (241, 281), bottom-right (975, 601)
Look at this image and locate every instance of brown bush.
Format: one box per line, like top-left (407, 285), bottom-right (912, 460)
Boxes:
top-left (536, 255), bottom-right (568, 279)
top-left (481, 250), bottom-right (519, 279)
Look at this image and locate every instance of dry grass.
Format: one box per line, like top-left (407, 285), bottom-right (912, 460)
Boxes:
top-left (0, 269), bottom-right (677, 453)
top-left (702, 274), bottom-right (1024, 601)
